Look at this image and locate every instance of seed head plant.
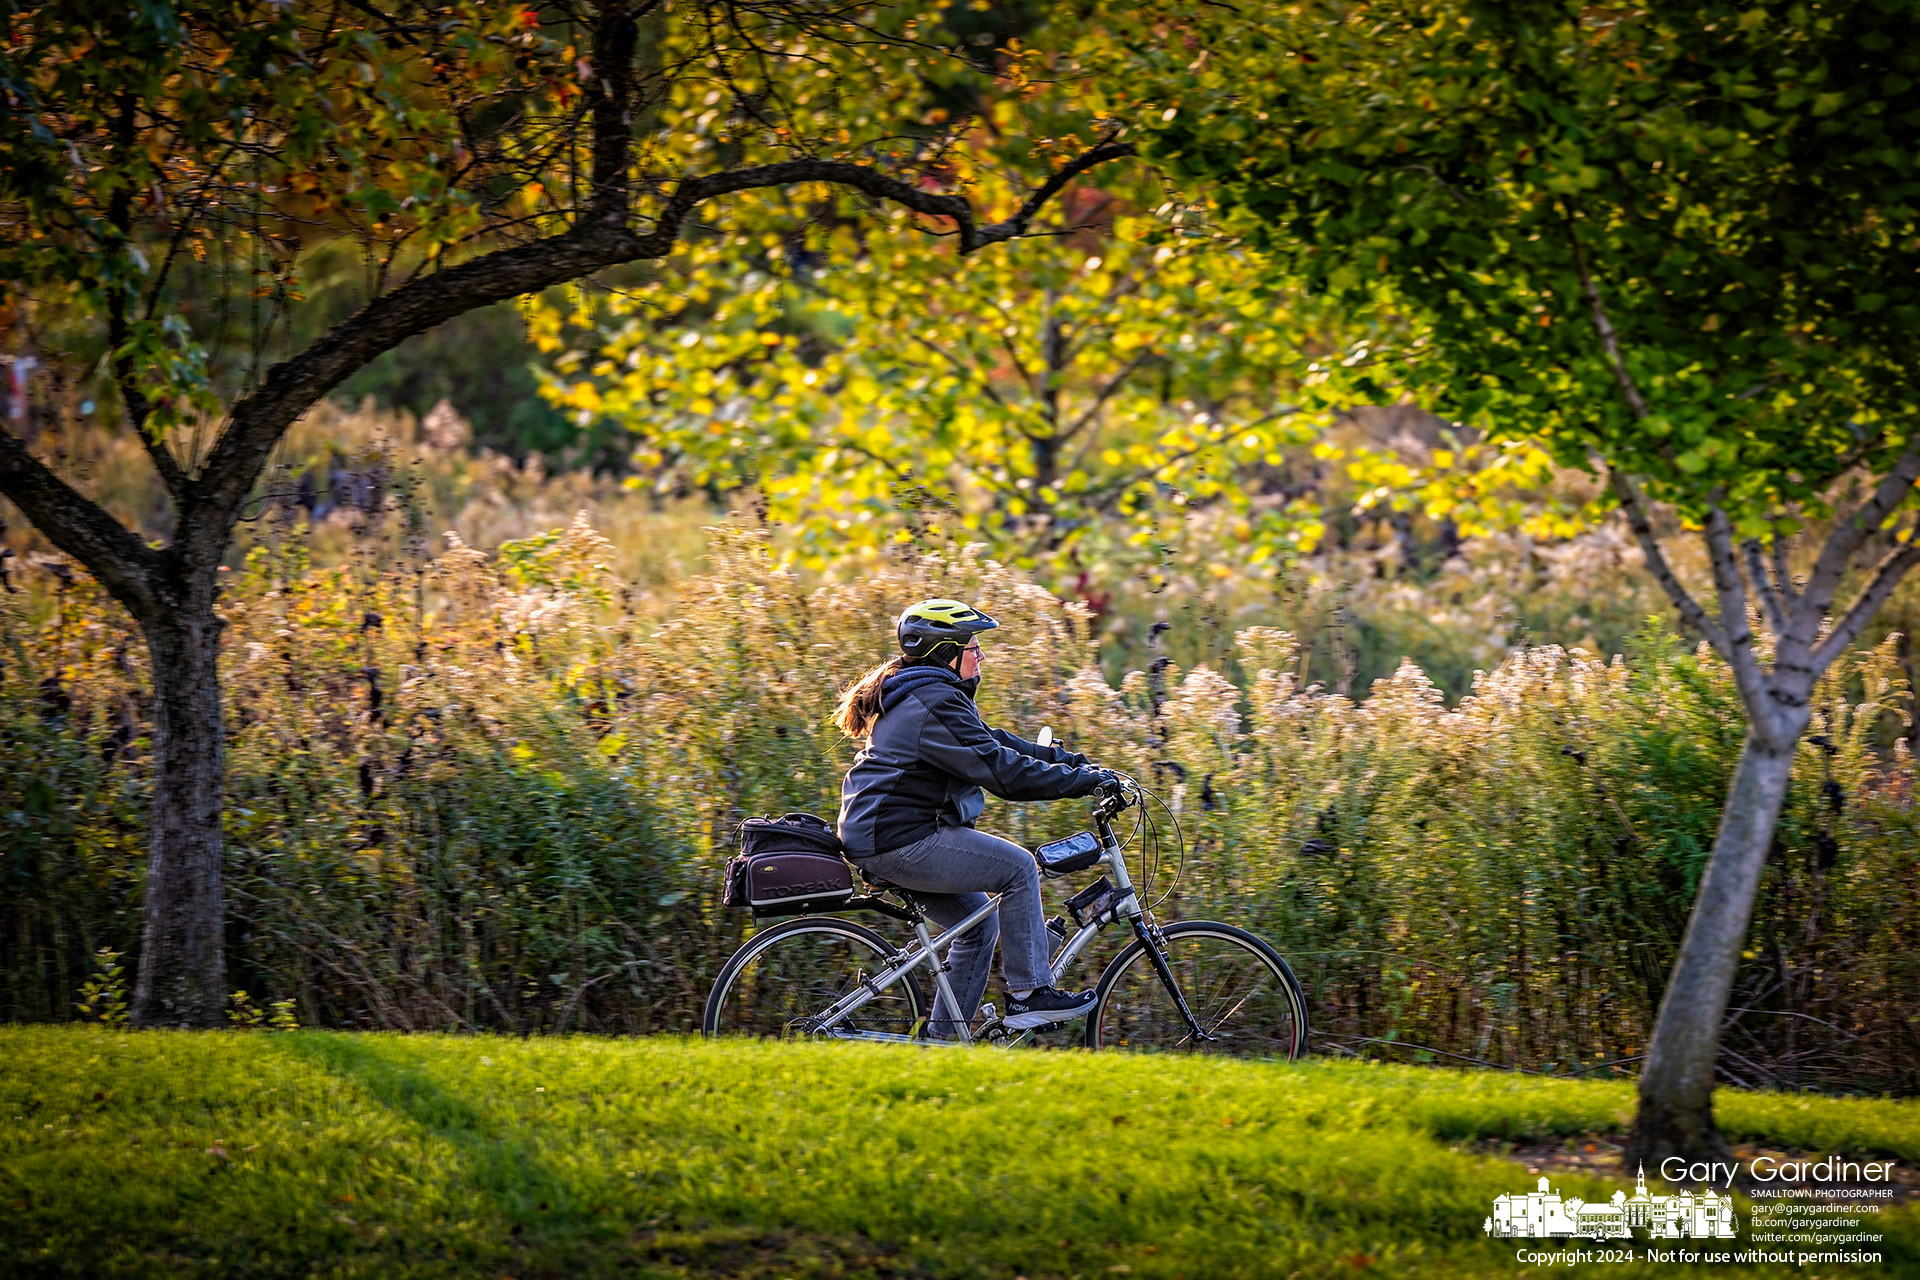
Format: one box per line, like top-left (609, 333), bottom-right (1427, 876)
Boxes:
top-left (3, 508), bottom-right (1913, 1087)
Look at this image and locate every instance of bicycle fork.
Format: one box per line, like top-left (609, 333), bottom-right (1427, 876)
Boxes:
top-left (1132, 914), bottom-right (1214, 1043)
top-left (1093, 809), bottom-right (1213, 1045)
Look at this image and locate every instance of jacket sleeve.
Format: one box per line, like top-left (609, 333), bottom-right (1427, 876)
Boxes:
top-left (989, 727), bottom-right (1091, 769)
top-left (916, 691), bottom-right (1104, 801)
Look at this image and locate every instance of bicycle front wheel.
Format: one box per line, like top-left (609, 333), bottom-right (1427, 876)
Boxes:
top-left (703, 916), bottom-right (927, 1040)
top-left (1087, 920), bottom-right (1309, 1059)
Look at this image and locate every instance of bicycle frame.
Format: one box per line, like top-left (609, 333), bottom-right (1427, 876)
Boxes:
top-left (806, 888), bottom-right (1006, 1044)
top-left (803, 793), bottom-right (1211, 1046)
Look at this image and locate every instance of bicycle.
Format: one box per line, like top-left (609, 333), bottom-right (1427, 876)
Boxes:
top-left (702, 777), bottom-right (1310, 1057)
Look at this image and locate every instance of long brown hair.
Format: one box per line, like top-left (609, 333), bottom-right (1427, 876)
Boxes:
top-left (831, 656), bottom-right (905, 739)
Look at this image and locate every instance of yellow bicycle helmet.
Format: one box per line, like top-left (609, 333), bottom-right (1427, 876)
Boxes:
top-left (897, 598), bottom-right (999, 662)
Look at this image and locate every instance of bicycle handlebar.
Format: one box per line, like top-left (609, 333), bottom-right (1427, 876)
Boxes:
top-left (1092, 779), bottom-right (1137, 822)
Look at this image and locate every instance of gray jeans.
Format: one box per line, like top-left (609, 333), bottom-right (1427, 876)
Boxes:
top-left (855, 824), bottom-right (1051, 1038)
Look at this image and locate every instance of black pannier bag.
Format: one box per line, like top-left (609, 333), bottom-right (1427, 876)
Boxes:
top-left (721, 813), bottom-right (856, 916)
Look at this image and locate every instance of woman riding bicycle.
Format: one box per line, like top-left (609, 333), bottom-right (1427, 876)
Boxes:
top-left (834, 598), bottom-right (1115, 1038)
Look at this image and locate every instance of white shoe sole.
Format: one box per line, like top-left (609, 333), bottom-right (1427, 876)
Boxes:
top-left (1003, 1003), bottom-right (1096, 1031)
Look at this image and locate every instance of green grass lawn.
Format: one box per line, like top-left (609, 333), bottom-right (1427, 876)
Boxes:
top-left (1, 1028), bottom-right (1913, 1278)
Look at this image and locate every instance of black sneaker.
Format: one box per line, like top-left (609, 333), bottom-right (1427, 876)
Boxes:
top-left (1003, 986), bottom-right (1098, 1031)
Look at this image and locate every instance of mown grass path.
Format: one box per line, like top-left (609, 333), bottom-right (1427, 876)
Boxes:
top-left (1, 1028), bottom-right (1914, 1278)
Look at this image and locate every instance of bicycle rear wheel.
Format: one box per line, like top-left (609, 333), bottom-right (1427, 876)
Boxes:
top-left (703, 916), bottom-right (927, 1040)
top-left (1087, 920), bottom-right (1309, 1059)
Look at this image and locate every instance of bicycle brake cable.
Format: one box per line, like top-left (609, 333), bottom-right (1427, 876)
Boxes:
top-left (1136, 780), bottom-right (1187, 910)
top-left (1110, 771), bottom-right (1164, 904)
top-left (1109, 771), bottom-right (1148, 856)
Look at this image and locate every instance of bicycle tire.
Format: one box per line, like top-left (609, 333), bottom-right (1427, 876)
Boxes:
top-left (702, 915), bottom-right (928, 1040)
top-left (1086, 919), bottom-right (1309, 1059)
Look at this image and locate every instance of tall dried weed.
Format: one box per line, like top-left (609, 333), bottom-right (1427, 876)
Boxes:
top-left (1, 518), bottom-right (1914, 1090)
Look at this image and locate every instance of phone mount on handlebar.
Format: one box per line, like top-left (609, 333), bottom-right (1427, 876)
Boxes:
top-left (1034, 830), bottom-right (1103, 876)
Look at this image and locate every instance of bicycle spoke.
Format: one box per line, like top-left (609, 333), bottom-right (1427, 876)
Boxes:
top-left (1094, 925), bottom-right (1306, 1059)
top-left (707, 923), bottom-right (924, 1040)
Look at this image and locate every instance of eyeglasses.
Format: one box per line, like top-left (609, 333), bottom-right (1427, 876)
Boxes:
top-left (961, 644), bottom-right (984, 658)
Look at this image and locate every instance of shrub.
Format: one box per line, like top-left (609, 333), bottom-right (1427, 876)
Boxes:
top-left (1, 520), bottom-right (1913, 1089)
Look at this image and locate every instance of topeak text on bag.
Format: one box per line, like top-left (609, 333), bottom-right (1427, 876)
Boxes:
top-left (721, 813), bottom-right (856, 916)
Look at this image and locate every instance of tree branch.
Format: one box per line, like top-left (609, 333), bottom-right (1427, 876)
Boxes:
top-left (1703, 502), bottom-right (1776, 730)
top-left (1811, 520), bottom-right (1920, 672)
top-left (910, 332), bottom-right (1016, 416)
top-left (1565, 210), bottom-right (1649, 420)
top-left (1565, 209), bottom-right (1760, 678)
top-left (997, 325), bottom-right (1042, 404)
top-left (181, 141), bottom-right (1135, 569)
top-left (1771, 536), bottom-right (1794, 610)
top-left (1608, 468), bottom-right (1727, 650)
top-left (1063, 347), bottom-right (1155, 441)
top-left (105, 88), bottom-right (189, 505)
top-left (975, 140), bottom-right (1136, 249)
top-left (107, 285), bottom-right (191, 504)
top-left (0, 427), bottom-right (164, 617)
top-left (1742, 539), bottom-right (1788, 637)
top-left (1086, 409), bottom-right (1296, 515)
top-left (832, 438), bottom-right (919, 486)
top-left (585, 2), bottom-right (640, 226)
top-left (1791, 448), bottom-right (1920, 641)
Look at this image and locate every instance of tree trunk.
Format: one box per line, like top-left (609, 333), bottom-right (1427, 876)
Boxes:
top-left (130, 595), bottom-right (227, 1028)
top-left (1625, 728), bottom-right (1799, 1171)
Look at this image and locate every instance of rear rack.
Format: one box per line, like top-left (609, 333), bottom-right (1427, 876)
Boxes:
top-left (841, 892), bottom-right (920, 922)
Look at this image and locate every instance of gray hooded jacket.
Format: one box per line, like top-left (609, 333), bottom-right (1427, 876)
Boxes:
top-left (837, 664), bottom-right (1103, 858)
